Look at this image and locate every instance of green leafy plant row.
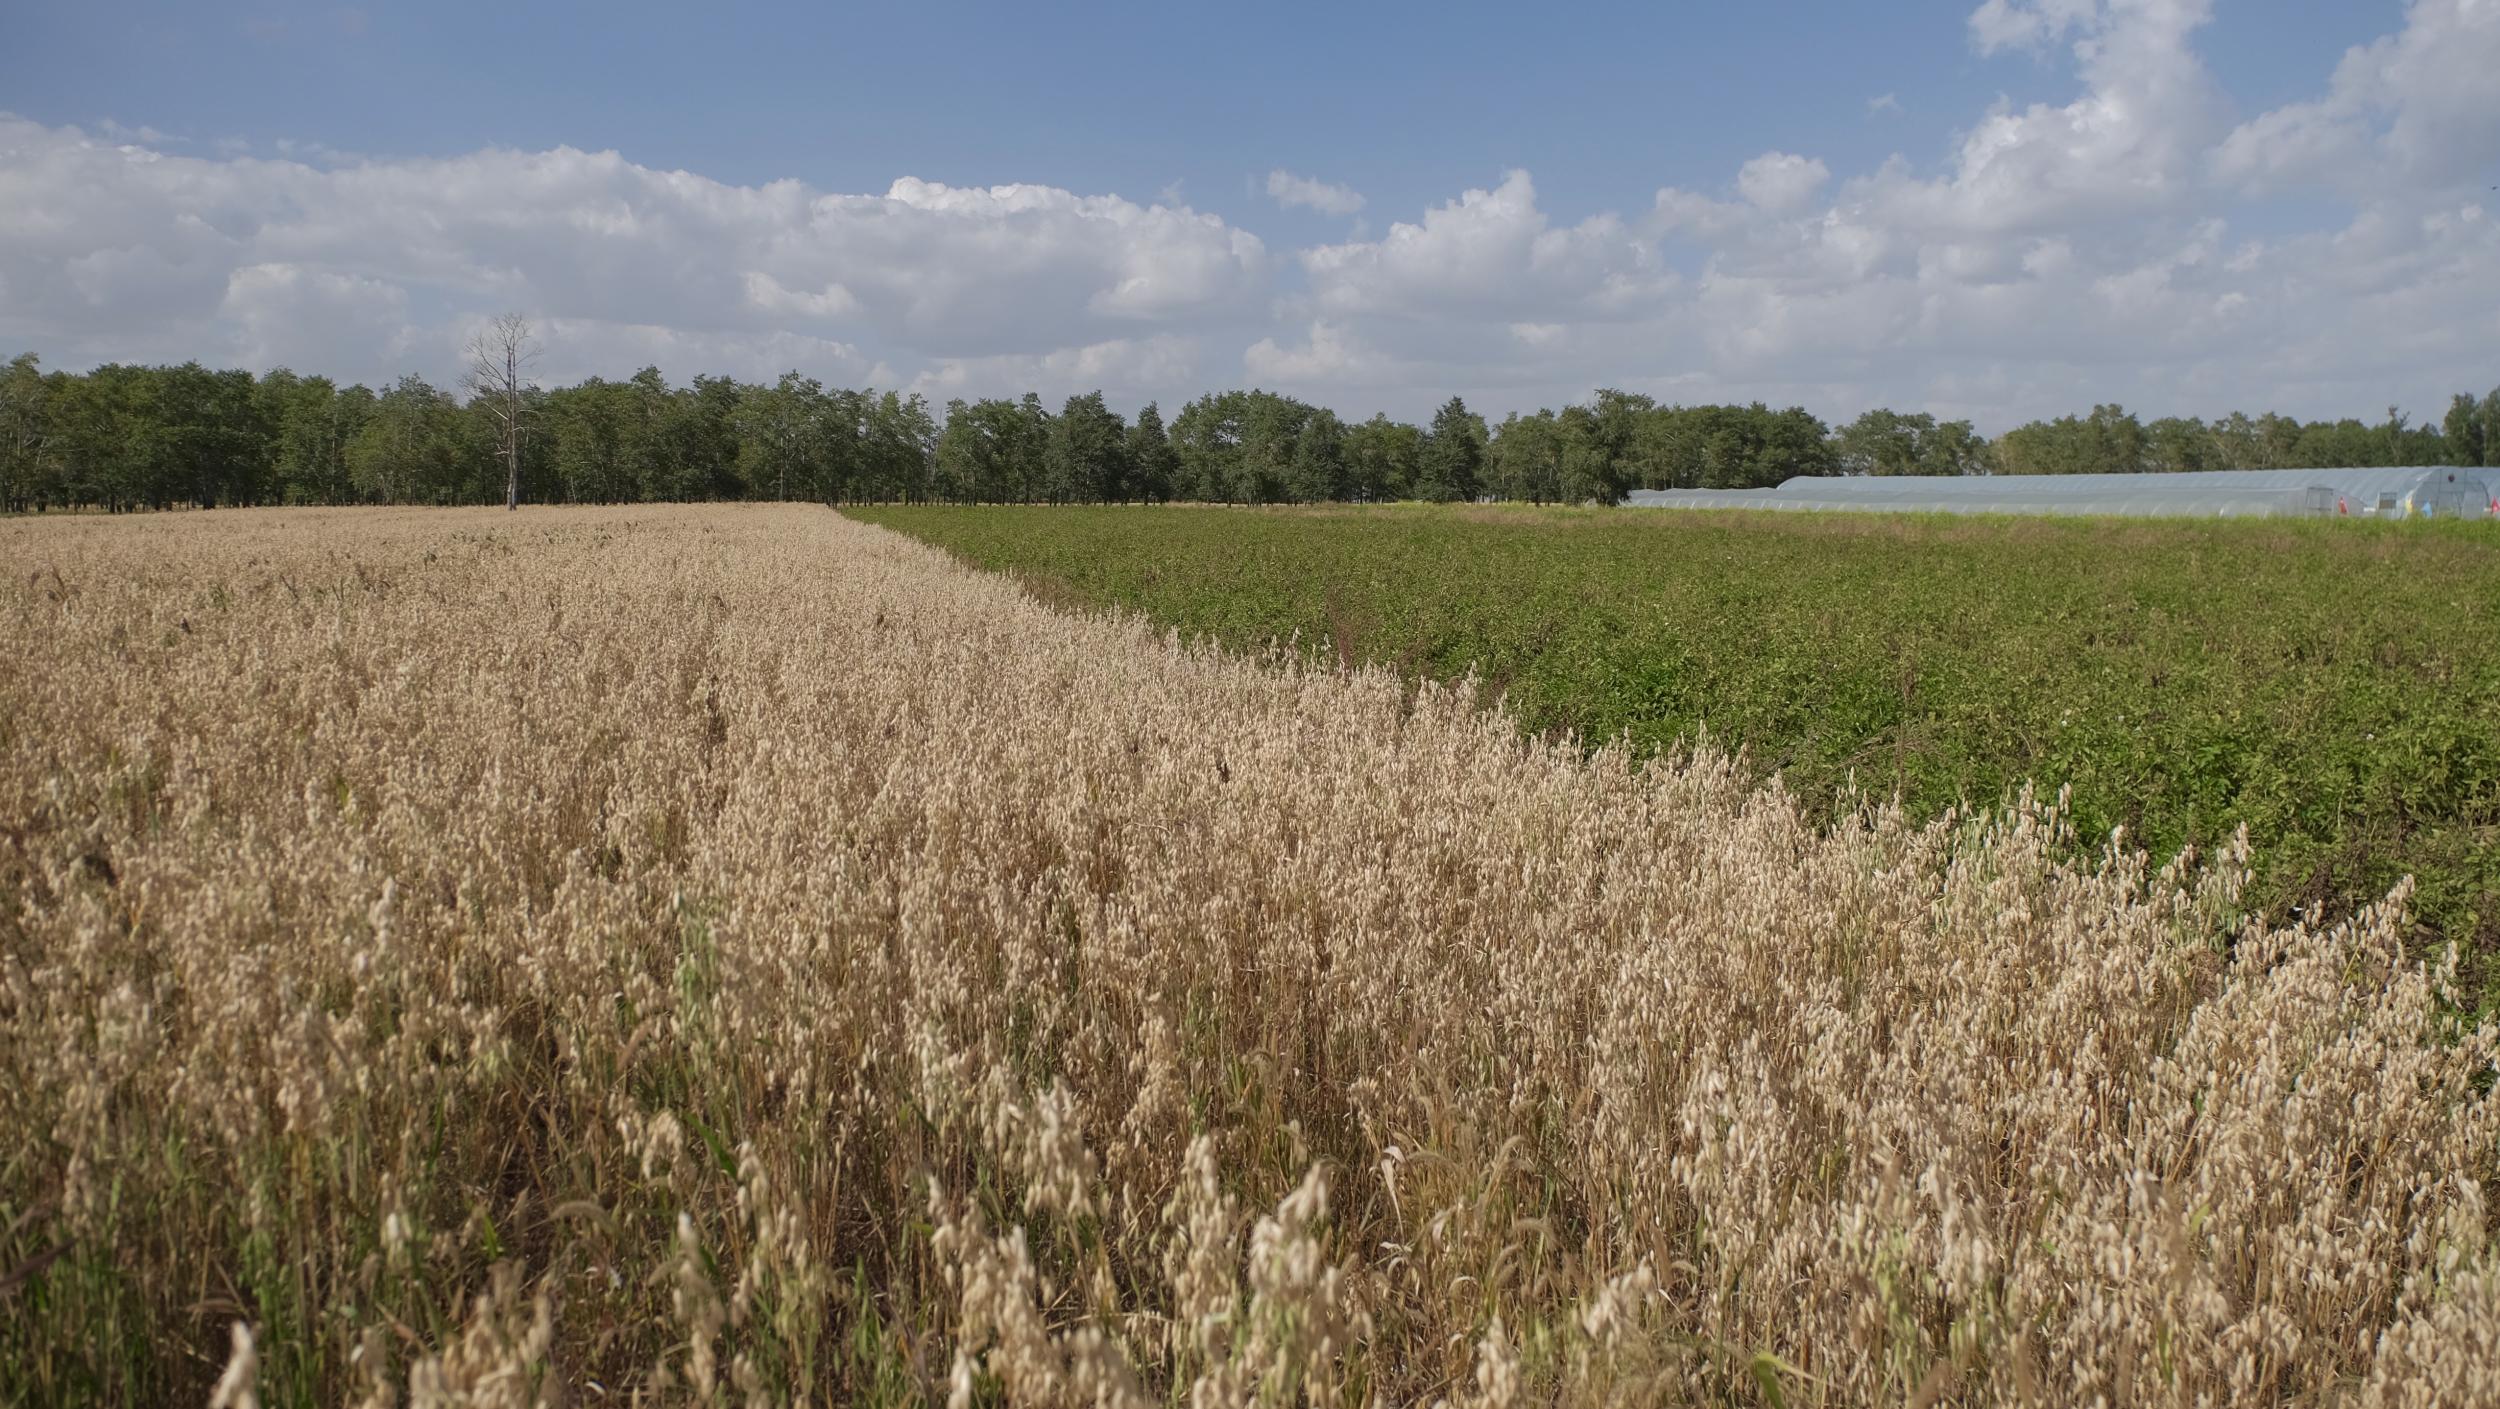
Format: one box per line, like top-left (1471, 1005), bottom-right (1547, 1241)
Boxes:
top-left (851, 503), bottom-right (2500, 977)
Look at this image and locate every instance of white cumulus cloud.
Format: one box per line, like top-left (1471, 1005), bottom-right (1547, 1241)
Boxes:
top-left (909, 334), bottom-right (1203, 409)
top-left (3, 0), bottom-right (2499, 431)
top-left (1265, 169), bottom-right (1366, 216)
top-left (1299, 170), bottom-right (1672, 323)
top-left (2214, 0), bottom-right (2500, 195)
top-left (1737, 153), bottom-right (1832, 215)
top-left (1242, 0), bottom-right (2497, 426)
top-left (0, 113), bottom-right (1269, 396)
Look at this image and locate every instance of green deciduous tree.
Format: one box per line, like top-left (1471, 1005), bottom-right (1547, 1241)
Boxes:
top-left (1172, 390), bottom-right (1322, 503)
top-left (937, 397), bottom-right (1031, 504)
top-left (1047, 391), bottom-right (1131, 504)
top-left (1996, 404), bottom-right (2149, 475)
top-left (861, 391), bottom-right (937, 502)
top-left (1835, 409), bottom-right (1927, 477)
top-left (2444, 393), bottom-right (2488, 468)
top-left (1126, 402), bottom-right (1178, 502)
top-left (1487, 411), bottom-right (1556, 503)
top-left (1342, 413), bottom-right (1421, 501)
top-left (1287, 407), bottom-right (1347, 504)
top-left (1417, 396), bottom-right (1486, 502)
top-left (737, 372), bottom-right (830, 502)
top-left (349, 375), bottom-right (478, 504)
top-left (2146, 416), bottom-right (2215, 474)
top-left (13, 345), bottom-right (2492, 513)
top-left (1, 353), bottom-right (55, 511)
top-left (264, 371), bottom-right (372, 504)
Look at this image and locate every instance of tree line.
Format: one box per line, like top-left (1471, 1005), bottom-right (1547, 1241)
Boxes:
top-left (4, 347), bottom-right (2495, 513)
top-left (1990, 400), bottom-right (2499, 476)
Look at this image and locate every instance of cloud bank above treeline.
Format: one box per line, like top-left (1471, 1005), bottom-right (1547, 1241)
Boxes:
top-left (2, 0), bottom-right (2495, 429)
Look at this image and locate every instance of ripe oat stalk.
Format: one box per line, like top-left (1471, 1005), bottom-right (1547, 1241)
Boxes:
top-left (0, 504), bottom-right (2494, 1406)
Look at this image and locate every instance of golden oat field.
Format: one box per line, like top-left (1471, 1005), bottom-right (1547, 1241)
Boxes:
top-left (3, 504), bottom-right (2497, 1407)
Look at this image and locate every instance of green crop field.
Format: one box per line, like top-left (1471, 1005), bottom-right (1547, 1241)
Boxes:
top-left (850, 502), bottom-right (2500, 968)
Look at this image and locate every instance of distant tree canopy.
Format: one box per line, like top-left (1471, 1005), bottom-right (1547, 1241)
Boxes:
top-left (2, 348), bottom-right (2492, 513)
top-left (1993, 402), bottom-right (2472, 476)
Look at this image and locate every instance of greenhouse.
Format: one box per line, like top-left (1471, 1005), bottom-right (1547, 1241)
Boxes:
top-left (1627, 466), bottom-right (2500, 519)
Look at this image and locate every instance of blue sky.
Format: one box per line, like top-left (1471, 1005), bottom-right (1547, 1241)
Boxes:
top-left (4, 2), bottom-right (2405, 221)
top-left (3, 1), bottom-right (2495, 429)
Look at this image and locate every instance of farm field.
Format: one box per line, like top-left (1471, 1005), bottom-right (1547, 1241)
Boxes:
top-left (851, 503), bottom-right (2500, 968)
top-left (5, 504), bottom-right (2499, 1405)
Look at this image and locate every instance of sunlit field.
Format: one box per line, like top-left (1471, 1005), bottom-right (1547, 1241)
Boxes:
top-left (852, 502), bottom-right (2500, 973)
top-left (4, 505), bottom-right (2496, 1406)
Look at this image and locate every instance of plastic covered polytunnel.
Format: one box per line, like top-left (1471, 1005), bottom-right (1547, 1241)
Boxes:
top-left (1627, 466), bottom-right (2500, 520)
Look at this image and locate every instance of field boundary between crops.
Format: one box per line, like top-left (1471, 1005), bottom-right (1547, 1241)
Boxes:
top-left (845, 501), bottom-right (2500, 986)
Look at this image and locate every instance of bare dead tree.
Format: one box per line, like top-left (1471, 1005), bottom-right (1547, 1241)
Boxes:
top-left (463, 314), bottom-right (540, 510)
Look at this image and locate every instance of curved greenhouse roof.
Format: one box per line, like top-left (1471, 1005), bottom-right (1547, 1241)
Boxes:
top-left (1627, 466), bottom-right (2498, 520)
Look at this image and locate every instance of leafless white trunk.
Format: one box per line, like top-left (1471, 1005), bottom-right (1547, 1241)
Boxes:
top-left (464, 314), bottom-right (539, 510)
